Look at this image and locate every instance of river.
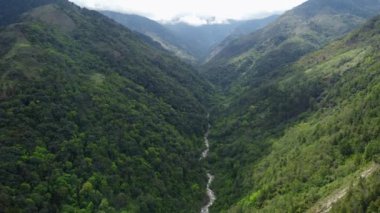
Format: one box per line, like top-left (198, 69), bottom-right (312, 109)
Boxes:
top-left (200, 118), bottom-right (216, 213)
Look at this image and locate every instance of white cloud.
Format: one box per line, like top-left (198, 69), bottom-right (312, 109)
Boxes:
top-left (69, 0), bottom-right (307, 24)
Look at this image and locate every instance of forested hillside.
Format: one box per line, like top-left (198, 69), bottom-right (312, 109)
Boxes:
top-left (0, 0), bottom-right (213, 212)
top-left (1, 0), bottom-right (380, 212)
top-left (204, 0), bottom-right (380, 89)
top-left (207, 10), bottom-right (380, 213)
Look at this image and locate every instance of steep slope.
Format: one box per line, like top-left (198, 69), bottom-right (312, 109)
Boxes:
top-left (209, 14), bottom-right (380, 212)
top-left (204, 0), bottom-right (380, 88)
top-left (0, 0), bottom-right (213, 212)
top-left (100, 11), bottom-right (196, 62)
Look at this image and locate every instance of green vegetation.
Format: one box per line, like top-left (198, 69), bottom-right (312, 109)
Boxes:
top-left (0, 0), bottom-right (213, 212)
top-left (207, 14), bottom-right (380, 212)
top-left (2, 0), bottom-right (380, 212)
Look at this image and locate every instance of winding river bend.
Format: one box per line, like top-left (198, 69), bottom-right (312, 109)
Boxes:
top-left (200, 118), bottom-right (216, 213)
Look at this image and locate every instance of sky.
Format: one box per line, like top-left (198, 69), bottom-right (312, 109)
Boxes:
top-left (69, 0), bottom-right (308, 25)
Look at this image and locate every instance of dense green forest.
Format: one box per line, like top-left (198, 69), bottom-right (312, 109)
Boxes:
top-left (0, 0), bottom-right (213, 212)
top-left (1, 0), bottom-right (380, 212)
top-left (206, 8), bottom-right (380, 213)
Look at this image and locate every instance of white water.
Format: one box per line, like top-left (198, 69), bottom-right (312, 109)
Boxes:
top-left (200, 116), bottom-right (216, 213)
top-left (200, 172), bottom-right (216, 213)
top-left (200, 124), bottom-right (210, 160)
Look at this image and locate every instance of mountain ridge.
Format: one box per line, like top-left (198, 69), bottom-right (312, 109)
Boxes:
top-left (1, 0), bottom-right (380, 212)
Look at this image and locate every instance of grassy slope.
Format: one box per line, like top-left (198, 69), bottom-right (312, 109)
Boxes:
top-left (209, 15), bottom-right (380, 212)
top-left (0, 1), bottom-right (213, 212)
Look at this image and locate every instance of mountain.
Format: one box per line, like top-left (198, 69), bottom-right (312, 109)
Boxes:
top-left (200, 0), bottom-right (380, 211)
top-left (101, 11), bottom-right (278, 63)
top-left (204, 0), bottom-right (380, 88)
top-left (164, 21), bottom-right (244, 61)
top-left (3, 0), bottom-right (380, 212)
top-left (100, 11), bottom-right (196, 62)
top-left (209, 14), bottom-right (380, 212)
top-left (164, 16), bottom-right (278, 62)
top-left (0, 0), bottom-right (213, 212)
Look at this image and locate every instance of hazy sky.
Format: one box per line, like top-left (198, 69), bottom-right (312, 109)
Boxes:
top-left (69, 0), bottom-right (307, 25)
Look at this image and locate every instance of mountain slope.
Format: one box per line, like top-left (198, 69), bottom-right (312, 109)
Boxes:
top-left (0, 0), bottom-right (213, 212)
top-left (100, 11), bottom-right (196, 62)
top-left (208, 13), bottom-right (380, 212)
top-left (204, 0), bottom-right (380, 88)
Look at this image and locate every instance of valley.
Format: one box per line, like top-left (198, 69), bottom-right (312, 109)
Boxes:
top-left (101, 11), bottom-right (279, 64)
top-left (1, 0), bottom-right (380, 212)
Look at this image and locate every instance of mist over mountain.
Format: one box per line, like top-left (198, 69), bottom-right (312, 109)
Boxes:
top-left (102, 11), bottom-right (279, 63)
top-left (1, 0), bottom-right (380, 212)
top-left (164, 16), bottom-right (279, 62)
top-left (164, 15), bottom-right (232, 26)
